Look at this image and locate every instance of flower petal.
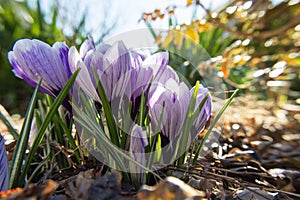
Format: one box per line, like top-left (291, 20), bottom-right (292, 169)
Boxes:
top-left (0, 135), bottom-right (8, 191)
top-left (9, 51), bottom-right (53, 95)
top-left (142, 52), bottom-right (169, 76)
top-left (130, 67), bottom-right (153, 101)
top-left (130, 125), bottom-right (148, 174)
top-left (68, 46), bottom-right (100, 102)
top-left (148, 80), bottom-right (191, 139)
top-left (101, 41), bottom-right (132, 100)
top-left (8, 39), bottom-right (71, 96)
top-left (192, 87), bottom-right (211, 136)
top-left (79, 35), bottom-right (95, 59)
top-left (52, 41), bottom-right (71, 87)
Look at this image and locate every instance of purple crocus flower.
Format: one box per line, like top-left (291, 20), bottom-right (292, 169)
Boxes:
top-left (8, 39), bottom-right (71, 97)
top-left (69, 37), bottom-right (132, 102)
top-left (129, 52), bottom-right (152, 101)
top-left (128, 51), bottom-right (170, 103)
top-left (127, 51), bottom-right (179, 113)
top-left (148, 76), bottom-right (211, 142)
top-left (149, 52), bottom-right (179, 85)
top-left (191, 86), bottom-right (212, 137)
top-left (0, 135), bottom-right (8, 191)
top-left (123, 51), bottom-right (179, 126)
top-left (135, 51), bottom-right (179, 86)
top-left (70, 36), bottom-right (178, 105)
top-left (148, 79), bottom-right (191, 140)
top-left (129, 125), bottom-right (148, 182)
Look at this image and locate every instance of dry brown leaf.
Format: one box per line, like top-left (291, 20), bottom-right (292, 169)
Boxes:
top-left (0, 180), bottom-right (58, 200)
top-left (137, 176), bottom-right (206, 200)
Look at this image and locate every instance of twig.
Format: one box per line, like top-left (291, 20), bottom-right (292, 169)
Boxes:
top-left (193, 165), bottom-right (274, 180)
top-left (167, 166), bottom-right (300, 199)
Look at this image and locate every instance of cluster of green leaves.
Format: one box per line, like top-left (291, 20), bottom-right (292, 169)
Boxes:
top-left (72, 78), bottom-right (161, 188)
top-left (144, 0), bottom-right (300, 104)
top-left (0, 71), bottom-right (80, 189)
top-left (72, 69), bottom-right (238, 188)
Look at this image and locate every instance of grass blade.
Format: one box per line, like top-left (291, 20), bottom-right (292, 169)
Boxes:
top-left (0, 111), bottom-right (19, 140)
top-left (192, 89), bottom-right (239, 165)
top-left (73, 105), bottom-right (163, 182)
top-left (19, 69), bottom-right (80, 186)
top-left (9, 79), bottom-right (42, 189)
top-left (93, 68), bottom-right (120, 147)
top-left (53, 114), bottom-right (81, 163)
top-left (72, 89), bottom-right (163, 182)
top-left (173, 81), bottom-right (201, 165)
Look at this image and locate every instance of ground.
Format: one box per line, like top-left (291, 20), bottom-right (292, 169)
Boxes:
top-left (0, 96), bottom-right (299, 199)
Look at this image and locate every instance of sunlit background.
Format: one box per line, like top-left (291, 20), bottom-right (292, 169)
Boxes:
top-left (30, 0), bottom-right (229, 41)
top-left (34, 0), bottom-right (284, 41)
top-left (1, 0), bottom-right (299, 115)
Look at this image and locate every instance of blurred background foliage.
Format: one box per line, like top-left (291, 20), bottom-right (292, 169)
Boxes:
top-left (143, 0), bottom-right (300, 110)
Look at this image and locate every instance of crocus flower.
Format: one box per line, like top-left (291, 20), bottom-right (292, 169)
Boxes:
top-left (70, 37), bottom-right (179, 104)
top-left (148, 79), bottom-right (191, 140)
top-left (69, 37), bottom-right (132, 102)
top-left (129, 52), bottom-right (152, 101)
top-left (8, 39), bottom-right (71, 97)
top-left (0, 135), bottom-right (8, 191)
top-left (129, 125), bottom-right (148, 183)
top-left (133, 51), bottom-right (179, 87)
top-left (123, 51), bottom-right (179, 116)
top-left (191, 86), bottom-right (212, 138)
top-left (121, 51), bottom-right (179, 128)
top-left (148, 76), bottom-right (211, 140)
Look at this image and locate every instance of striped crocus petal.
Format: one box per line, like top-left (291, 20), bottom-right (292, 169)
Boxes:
top-left (101, 41), bottom-right (132, 101)
top-left (69, 39), bottom-right (132, 103)
top-left (0, 135), bottom-right (8, 191)
top-left (141, 51), bottom-right (179, 84)
top-left (148, 79), bottom-right (190, 140)
top-left (68, 46), bottom-right (101, 102)
top-left (79, 35), bottom-right (96, 59)
top-left (191, 86), bottom-right (212, 137)
top-left (8, 39), bottom-right (71, 97)
top-left (130, 125), bottom-right (148, 175)
top-left (129, 66), bottom-right (153, 102)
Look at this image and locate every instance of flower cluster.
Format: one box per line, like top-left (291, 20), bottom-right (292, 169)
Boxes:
top-left (8, 37), bottom-right (211, 172)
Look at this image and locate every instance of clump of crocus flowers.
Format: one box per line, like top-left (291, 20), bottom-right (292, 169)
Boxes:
top-left (7, 36), bottom-right (211, 187)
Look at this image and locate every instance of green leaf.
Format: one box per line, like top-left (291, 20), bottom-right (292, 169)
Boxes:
top-left (147, 102), bottom-right (165, 167)
top-left (9, 79), bottom-right (42, 189)
top-left (138, 90), bottom-right (146, 126)
top-left (19, 69), bottom-right (80, 186)
top-left (192, 89), bottom-right (239, 165)
top-left (173, 81), bottom-right (201, 165)
top-left (72, 102), bottom-right (163, 182)
top-left (54, 114), bottom-right (82, 163)
top-left (0, 111), bottom-right (19, 140)
top-left (92, 68), bottom-right (120, 147)
top-left (72, 84), bottom-right (163, 184)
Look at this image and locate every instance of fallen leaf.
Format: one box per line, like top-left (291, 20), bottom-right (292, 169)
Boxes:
top-left (137, 176), bottom-right (206, 200)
